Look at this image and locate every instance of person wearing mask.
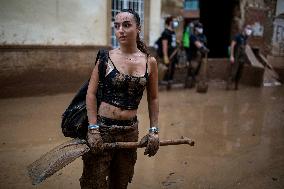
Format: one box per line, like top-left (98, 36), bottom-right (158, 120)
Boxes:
top-left (160, 16), bottom-right (179, 85)
top-left (185, 21), bottom-right (209, 88)
top-left (226, 25), bottom-right (253, 90)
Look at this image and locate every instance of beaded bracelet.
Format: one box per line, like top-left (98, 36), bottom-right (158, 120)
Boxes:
top-left (149, 127), bottom-right (159, 134)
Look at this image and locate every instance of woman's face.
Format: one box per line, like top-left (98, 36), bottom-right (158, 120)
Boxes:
top-left (114, 12), bottom-right (140, 45)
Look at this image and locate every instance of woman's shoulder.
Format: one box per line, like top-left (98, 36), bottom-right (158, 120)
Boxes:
top-left (108, 48), bottom-right (119, 55)
top-left (147, 56), bottom-right (157, 64)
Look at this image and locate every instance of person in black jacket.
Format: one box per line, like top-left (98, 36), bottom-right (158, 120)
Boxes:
top-left (226, 25), bottom-right (252, 90)
top-left (160, 16), bottom-right (178, 83)
top-left (185, 21), bottom-right (209, 88)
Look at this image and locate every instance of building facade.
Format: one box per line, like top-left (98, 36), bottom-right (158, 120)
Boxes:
top-left (0, 0), bottom-right (162, 82)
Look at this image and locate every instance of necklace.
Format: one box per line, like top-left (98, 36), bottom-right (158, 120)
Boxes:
top-left (126, 56), bottom-right (135, 61)
top-left (119, 48), bottom-right (140, 62)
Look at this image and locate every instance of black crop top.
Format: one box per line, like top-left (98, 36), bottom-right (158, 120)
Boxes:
top-left (101, 55), bottom-right (149, 110)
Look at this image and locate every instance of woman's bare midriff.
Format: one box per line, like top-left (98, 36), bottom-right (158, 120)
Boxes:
top-left (98, 101), bottom-right (138, 120)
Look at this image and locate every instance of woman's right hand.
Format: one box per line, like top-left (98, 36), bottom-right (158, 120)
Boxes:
top-left (87, 129), bottom-right (103, 154)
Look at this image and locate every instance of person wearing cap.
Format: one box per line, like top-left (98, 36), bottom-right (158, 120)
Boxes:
top-left (185, 21), bottom-right (209, 88)
top-left (226, 25), bottom-right (253, 90)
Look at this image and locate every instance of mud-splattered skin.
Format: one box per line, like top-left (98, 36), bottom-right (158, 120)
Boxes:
top-left (98, 49), bottom-right (149, 120)
top-left (85, 10), bottom-right (159, 188)
top-left (87, 12), bottom-right (159, 127)
top-left (114, 12), bottom-right (140, 47)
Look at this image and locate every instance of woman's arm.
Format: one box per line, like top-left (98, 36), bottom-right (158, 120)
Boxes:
top-left (86, 58), bottom-right (104, 153)
top-left (146, 56), bottom-right (159, 128)
top-left (140, 57), bottom-right (160, 157)
top-left (86, 60), bottom-right (100, 125)
top-left (141, 57), bottom-right (160, 157)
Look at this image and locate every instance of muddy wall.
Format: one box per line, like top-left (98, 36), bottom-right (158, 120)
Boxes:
top-left (0, 0), bottom-right (163, 81)
top-left (0, 0), bottom-right (108, 46)
top-left (232, 0), bottom-right (277, 56)
top-left (270, 0), bottom-right (284, 81)
top-left (272, 0), bottom-right (284, 57)
top-left (0, 46), bottom-right (104, 76)
top-left (0, 46), bottom-right (108, 98)
top-left (231, 0), bottom-right (284, 81)
top-left (0, 0), bottom-right (164, 98)
top-left (149, 0), bottom-right (162, 46)
top-left (0, 0), bottom-right (109, 91)
top-left (276, 0), bottom-right (284, 16)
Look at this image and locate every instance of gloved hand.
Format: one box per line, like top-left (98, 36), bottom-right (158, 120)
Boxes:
top-left (199, 46), bottom-right (210, 55)
top-left (163, 55), bottom-right (170, 65)
top-left (87, 129), bottom-right (103, 154)
top-left (230, 56), bottom-right (235, 64)
top-left (139, 132), bottom-right (160, 157)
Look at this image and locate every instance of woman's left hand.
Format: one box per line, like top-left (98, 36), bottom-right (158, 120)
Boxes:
top-left (139, 133), bottom-right (160, 157)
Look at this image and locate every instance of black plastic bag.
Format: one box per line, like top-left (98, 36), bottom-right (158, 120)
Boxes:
top-left (61, 49), bottom-right (108, 139)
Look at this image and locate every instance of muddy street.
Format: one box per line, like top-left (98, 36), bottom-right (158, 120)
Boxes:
top-left (0, 84), bottom-right (283, 189)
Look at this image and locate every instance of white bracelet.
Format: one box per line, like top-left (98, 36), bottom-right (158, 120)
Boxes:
top-left (88, 124), bottom-right (100, 130)
top-left (149, 127), bottom-right (159, 134)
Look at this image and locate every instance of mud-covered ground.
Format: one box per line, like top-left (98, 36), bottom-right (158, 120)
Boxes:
top-left (0, 83), bottom-right (283, 189)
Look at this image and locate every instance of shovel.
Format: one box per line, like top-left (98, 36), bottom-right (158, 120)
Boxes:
top-left (196, 52), bottom-right (209, 93)
top-left (27, 136), bottom-right (194, 185)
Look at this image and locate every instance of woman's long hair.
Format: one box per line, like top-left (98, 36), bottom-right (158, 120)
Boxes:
top-left (120, 9), bottom-right (149, 56)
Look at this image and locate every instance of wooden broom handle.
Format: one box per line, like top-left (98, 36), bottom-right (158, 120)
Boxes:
top-left (102, 136), bottom-right (195, 149)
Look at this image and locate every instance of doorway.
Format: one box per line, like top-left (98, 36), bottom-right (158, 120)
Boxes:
top-left (199, 0), bottom-right (238, 58)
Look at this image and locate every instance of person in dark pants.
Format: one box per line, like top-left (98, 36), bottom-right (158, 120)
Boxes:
top-left (185, 21), bottom-right (209, 88)
top-left (227, 25), bottom-right (252, 90)
top-left (160, 16), bottom-right (178, 84)
top-left (82, 9), bottom-right (159, 189)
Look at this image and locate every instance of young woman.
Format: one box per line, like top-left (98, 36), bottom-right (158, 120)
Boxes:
top-left (81, 9), bottom-right (159, 189)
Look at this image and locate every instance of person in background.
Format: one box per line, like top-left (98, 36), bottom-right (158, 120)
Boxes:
top-left (182, 22), bottom-right (194, 66)
top-left (83, 9), bottom-right (159, 189)
top-left (226, 25), bottom-right (253, 90)
top-left (185, 21), bottom-right (209, 88)
top-left (160, 16), bottom-right (179, 84)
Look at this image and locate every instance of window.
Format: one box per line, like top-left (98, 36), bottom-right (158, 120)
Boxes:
top-left (111, 0), bottom-right (144, 48)
top-left (184, 0), bottom-right (199, 11)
